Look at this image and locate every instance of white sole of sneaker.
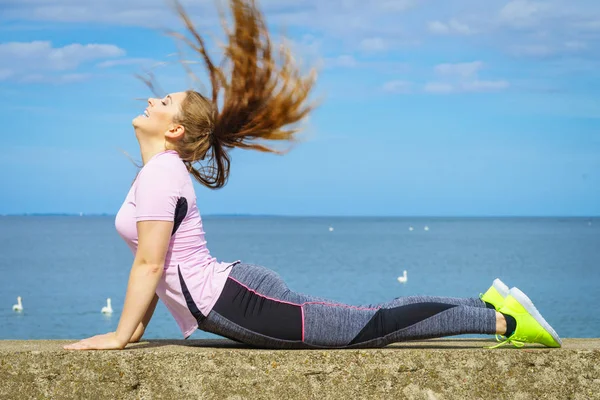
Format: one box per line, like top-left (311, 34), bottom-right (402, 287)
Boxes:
top-left (493, 278), bottom-right (509, 297)
top-left (511, 287), bottom-right (562, 347)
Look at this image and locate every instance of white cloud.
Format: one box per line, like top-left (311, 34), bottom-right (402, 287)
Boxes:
top-left (426, 61), bottom-right (508, 94)
top-left (2, 0), bottom-right (415, 37)
top-left (564, 41), bottom-right (587, 51)
top-left (0, 69), bottom-right (14, 81)
top-left (325, 55), bottom-right (358, 68)
top-left (0, 40), bottom-right (125, 84)
top-left (424, 82), bottom-right (455, 94)
top-left (283, 34), bottom-right (323, 68)
top-left (424, 80), bottom-right (509, 94)
top-left (509, 44), bottom-right (555, 57)
top-left (427, 21), bottom-right (448, 35)
top-left (428, 19), bottom-right (474, 35)
top-left (423, 1), bottom-right (600, 62)
top-left (96, 57), bottom-right (156, 68)
top-left (434, 61), bottom-right (484, 78)
top-left (500, 0), bottom-right (547, 27)
top-left (0, 41), bottom-right (125, 70)
top-left (1, 1), bottom-right (180, 26)
top-left (378, 0), bottom-right (420, 12)
top-left (20, 73), bottom-right (92, 84)
top-left (382, 80), bottom-right (412, 93)
top-left (359, 37), bottom-right (387, 52)
top-left (574, 19), bottom-right (600, 32)
top-left (494, 0), bottom-right (598, 60)
top-left (509, 39), bottom-right (591, 58)
top-left (462, 80), bottom-right (509, 92)
top-left (2, 0), bottom-right (599, 78)
top-left (322, 56), bottom-right (410, 73)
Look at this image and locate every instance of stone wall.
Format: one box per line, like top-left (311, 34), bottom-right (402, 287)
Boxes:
top-left (1, 339), bottom-right (599, 399)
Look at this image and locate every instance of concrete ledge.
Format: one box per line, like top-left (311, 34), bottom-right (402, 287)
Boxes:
top-left (1, 339), bottom-right (599, 400)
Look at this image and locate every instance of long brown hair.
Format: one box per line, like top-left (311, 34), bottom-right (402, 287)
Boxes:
top-left (163, 0), bottom-right (316, 189)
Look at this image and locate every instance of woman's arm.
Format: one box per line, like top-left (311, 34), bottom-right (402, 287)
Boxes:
top-left (64, 220), bottom-right (172, 351)
top-left (114, 220), bottom-right (173, 347)
top-left (129, 293), bottom-right (159, 343)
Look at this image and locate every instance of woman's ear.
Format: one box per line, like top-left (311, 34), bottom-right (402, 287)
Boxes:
top-left (166, 124), bottom-right (185, 141)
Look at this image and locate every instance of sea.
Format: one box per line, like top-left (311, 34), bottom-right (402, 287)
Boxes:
top-left (0, 216), bottom-right (598, 341)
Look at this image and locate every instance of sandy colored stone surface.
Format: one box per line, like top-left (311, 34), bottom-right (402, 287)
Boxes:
top-left (1, 339), bottom-right (599, 400)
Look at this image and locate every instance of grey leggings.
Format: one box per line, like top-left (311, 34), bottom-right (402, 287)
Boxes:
top-left (197, 263), bottom-right (497, 349)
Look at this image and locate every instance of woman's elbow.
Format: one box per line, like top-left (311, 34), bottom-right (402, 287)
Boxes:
top-left (134, 261), bottom-right (164, 276)
top-left (151, 263), bottom-right (164, 274)
top-left (146, 263), bottom-right (164, 276)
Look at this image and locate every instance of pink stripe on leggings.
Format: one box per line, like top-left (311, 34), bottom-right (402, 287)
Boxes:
top-left (301, 306), bottom-right (305, 342)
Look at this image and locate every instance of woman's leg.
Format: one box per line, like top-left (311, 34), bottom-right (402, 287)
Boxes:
top-left (367, 294), bottom-right (487, 309)
top-left (198, 263), bottom-right (497, 349)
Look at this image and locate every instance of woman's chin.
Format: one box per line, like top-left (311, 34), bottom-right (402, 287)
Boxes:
top-left (132, 114), bottom-right (146, 128)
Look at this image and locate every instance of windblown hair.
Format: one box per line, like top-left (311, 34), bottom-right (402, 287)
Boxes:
top-left (166, 0), bottom-right (316, 189)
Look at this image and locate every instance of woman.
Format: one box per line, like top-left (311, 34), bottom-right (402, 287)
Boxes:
top-left (64, 0), bottom-right (561, 351)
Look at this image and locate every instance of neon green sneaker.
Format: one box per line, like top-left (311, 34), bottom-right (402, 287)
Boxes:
top-left (479, 278), bottom-right (509, 311)
top-left (489, 287), bottom-right (562, 349)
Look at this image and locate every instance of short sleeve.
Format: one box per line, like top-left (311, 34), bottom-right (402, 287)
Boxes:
top-left (134, 160), bottom-right (181, 222)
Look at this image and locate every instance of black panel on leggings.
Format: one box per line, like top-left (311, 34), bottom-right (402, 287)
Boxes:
top-left (349, 302), bottom-right (457, 345)
top-left (213, 278), bottom-right (303, 341)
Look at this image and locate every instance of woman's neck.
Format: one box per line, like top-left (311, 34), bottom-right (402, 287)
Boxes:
top-left (138, 139), bottom-right (170, 166)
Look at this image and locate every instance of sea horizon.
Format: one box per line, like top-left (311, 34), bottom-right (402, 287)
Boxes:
top-left (1, 214), bottom-right (598, 219)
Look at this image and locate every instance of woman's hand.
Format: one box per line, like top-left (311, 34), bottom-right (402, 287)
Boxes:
top-left (63, 332), bottom-right (126, 351)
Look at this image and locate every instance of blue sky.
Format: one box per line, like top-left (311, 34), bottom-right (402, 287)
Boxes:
top-left (0, 0), bottom-right (599, 216)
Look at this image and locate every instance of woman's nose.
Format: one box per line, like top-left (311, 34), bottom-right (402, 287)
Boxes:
top-left (147, 98), bottom-right (154, 106)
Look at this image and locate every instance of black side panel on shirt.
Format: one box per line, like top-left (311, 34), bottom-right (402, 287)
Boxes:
top-left (213, 278), bottom-right (303, 341)
top-left (172, 197), bottom-right (188, 236)
top-left (178, 266), bottom-right (207, 323)
top-left (172, 197), bottom-right (207, 323)
top-left (349, 302), bottom-right (457, 345)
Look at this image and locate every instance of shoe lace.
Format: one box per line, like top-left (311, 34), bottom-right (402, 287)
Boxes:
top-left (486, 335), bottom-right (525, 349)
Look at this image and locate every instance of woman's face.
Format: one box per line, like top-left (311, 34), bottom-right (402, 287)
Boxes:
top-left (132, 91), bottom-right (188, 140)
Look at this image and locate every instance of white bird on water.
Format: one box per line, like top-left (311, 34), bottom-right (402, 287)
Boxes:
top-left (101, 298), bottom-right (113, 314)
top-left (424, 226), bottom-right (430, 231)
top-left (397, 270), bottom-right (408, 284)
top-left (409, 226), bottom-right (414, 231)
top-left (329, 226), bottom-right (334, 232)
top-left (12, 296), bottom-right (23, 312)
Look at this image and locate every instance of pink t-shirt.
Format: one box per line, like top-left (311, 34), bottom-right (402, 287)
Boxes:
top-left (115, 150), bottom-right (237, 338)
